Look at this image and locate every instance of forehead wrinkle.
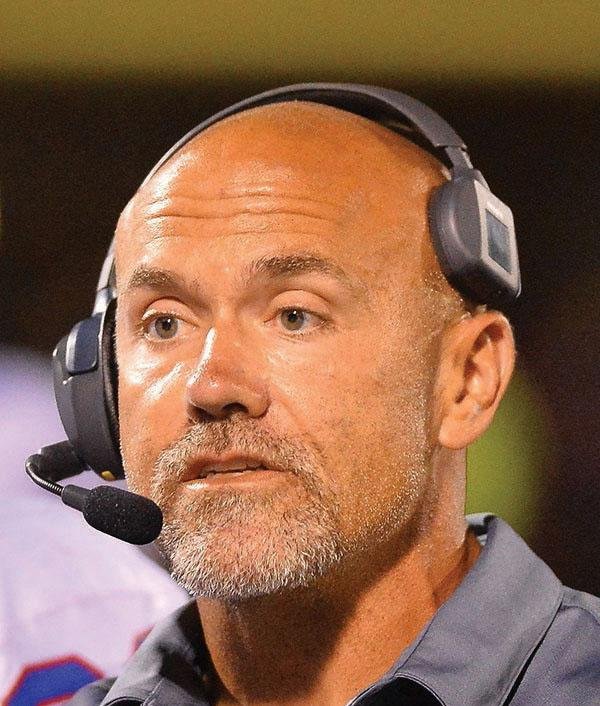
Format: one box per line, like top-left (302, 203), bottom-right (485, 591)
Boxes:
top-left (127, 190), bottom-right (354, 250)
top-left (139, 193), bottom-right (348, 224)
top-left (144, 211), bottom-right (337, 226)
top-left (144, 191), bottom-right (343, 210)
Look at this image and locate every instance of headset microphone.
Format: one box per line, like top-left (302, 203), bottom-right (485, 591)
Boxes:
top-left (25, 441), bottom-right (162, 545)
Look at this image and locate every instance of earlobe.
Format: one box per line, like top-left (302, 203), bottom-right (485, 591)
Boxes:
top-left (436, 311), bottom-right (515, 450)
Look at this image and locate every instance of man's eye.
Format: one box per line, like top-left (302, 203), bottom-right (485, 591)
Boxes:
top-left (145, 315), bottom-right (180, 340)
top-left (277, 308), bottom-right (322, 333)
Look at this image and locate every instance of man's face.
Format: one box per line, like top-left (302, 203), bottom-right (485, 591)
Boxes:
top-left (115, 104), bottom-right (449, 600)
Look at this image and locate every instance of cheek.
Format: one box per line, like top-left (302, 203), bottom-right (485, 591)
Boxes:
top-left (118, 352), bottom-right (190, 490)
top-left (271, 324), bottom-right (429, 516)
top-left (267, 330), bottom-right (406, 462)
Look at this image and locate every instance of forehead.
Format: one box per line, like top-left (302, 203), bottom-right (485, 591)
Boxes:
top-left (115, 103), bottom-right (441, 289)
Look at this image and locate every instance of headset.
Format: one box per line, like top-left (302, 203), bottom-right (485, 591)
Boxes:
top-left (50, 82), bottom-right (521, 483)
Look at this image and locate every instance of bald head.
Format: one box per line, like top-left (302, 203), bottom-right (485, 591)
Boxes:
top-left (119, 101), bottom-right (464, 328)
top-left (154, 100), bottom-right (449, 188)
top-left (153, 100), bottom-right (447, 175)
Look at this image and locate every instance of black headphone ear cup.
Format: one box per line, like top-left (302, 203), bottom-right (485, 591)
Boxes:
top-left (429, 177), bottom-right (520, 306)
top-left (52, 299), bottom-right (125, 479)
top-left (428, 178), bottom-right (477, 293)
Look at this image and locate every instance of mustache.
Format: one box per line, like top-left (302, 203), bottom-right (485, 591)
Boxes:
top-left (153, 418), bottom-right (319, 484)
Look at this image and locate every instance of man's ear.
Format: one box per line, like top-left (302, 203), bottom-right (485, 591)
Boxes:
top-left (434, 310), bottom-right (515, 450)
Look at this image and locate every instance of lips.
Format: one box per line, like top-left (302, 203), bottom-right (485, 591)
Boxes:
top-left (182, 454), bottom-right (280, 481)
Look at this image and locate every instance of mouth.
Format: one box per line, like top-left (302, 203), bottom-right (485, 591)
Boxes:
top-left (182, 454), bottom-right (283, 482)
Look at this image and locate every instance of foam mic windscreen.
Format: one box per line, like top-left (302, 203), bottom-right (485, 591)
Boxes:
top-left (82, 486), bottom-right (163, 545)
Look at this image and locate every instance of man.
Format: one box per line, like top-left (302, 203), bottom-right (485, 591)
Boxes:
top-left (70, 90), bottom-right (600, 705)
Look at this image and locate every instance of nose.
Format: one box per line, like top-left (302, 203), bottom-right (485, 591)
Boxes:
top-left (186, 324), bottom-right (269, 422)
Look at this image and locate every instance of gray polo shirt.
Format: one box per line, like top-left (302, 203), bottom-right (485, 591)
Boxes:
top-left (69, 515), bottom-right (600, 705)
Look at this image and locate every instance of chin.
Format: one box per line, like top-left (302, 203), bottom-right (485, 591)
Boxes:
top-left (156, 495), bottom-right (347, 601)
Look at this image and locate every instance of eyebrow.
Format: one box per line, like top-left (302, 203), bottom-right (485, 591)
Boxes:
top-left (122, 252), bottom-right (369, 301)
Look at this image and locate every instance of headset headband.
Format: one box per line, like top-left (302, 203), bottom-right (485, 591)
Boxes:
top-left (96, 82), bottom-right (480, 298)
top-left (144, 83), bottom-right (474, 183)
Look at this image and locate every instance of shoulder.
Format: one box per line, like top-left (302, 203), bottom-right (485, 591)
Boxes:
top-left (547, 586), bottom-right (600, 671)
top-left (551, 585), bottom-right (600, 654)
top-left (514, 585), bottom-right (600, 705)
top-left (560, 585), bottom-right (600, 622)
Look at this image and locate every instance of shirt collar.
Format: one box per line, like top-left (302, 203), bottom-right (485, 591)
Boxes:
top-left (354, 514), bottom-right (563, 706)
top-left (101, 599), bottom-right (210, 705)
top-left (102, 515), bottom-right (563, 706)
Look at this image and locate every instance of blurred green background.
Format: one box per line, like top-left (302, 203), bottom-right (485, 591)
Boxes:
top-left (1, 2), bottom-right (598, 590)
top-left (2, 2), bottom-right (598, 81)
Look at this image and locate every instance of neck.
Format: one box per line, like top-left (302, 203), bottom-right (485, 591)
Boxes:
top-left (197, 499), bottom-right (481, 706)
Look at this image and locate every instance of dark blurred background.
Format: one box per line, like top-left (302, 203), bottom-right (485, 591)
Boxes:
top-left (1, 3), bottom-right (598, 592)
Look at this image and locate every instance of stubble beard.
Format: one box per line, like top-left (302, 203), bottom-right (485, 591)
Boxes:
top-left (145, 422), bottom-right (350, 602)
